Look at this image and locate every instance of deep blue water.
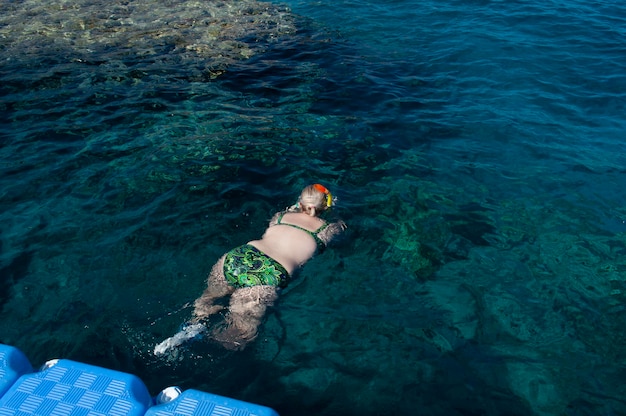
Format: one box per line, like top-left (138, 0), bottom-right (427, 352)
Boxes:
top-left (2, 0), bottom-right (626, 415)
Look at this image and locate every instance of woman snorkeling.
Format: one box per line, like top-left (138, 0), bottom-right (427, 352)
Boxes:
top-left (154, 184), bottom-right (346, 353)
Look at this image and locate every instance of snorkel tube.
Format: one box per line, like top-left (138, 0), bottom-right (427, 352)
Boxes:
top-left (313, 183), bottom-right (333, 208)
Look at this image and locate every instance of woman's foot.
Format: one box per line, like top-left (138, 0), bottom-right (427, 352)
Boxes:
top-left (154, 323), bottom-right (206, 355)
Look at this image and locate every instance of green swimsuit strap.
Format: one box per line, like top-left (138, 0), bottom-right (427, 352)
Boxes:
top-left (276, 213), bottom-right (328, 252)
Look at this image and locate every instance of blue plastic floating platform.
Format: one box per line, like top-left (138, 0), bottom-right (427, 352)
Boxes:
top-left (0, 344), bottom-right (278, 416)
top-left (0, 345), bottom-right (33, 398)
top-left (146, 389), bottom-right (278, 416)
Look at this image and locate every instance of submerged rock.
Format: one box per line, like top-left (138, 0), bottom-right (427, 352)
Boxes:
top-left (0, 0), bottom-right (296, 71)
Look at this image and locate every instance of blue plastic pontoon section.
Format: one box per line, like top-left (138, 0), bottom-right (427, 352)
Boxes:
top-left (0, 357), bottom-right (152, 416)
top-left (146, 389), bottom-right (279, 416)
top-left (0, 345), bottom-right (34, 398)
top-left (0, 344), bottom-right (279, 416)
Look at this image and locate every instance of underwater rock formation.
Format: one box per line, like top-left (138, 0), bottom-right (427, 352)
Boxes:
top-left (0, 0), bottom-right (296, 72)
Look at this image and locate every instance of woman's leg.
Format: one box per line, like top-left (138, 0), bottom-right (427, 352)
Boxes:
top-left (154, 255), bottom-right (234, 355)
top-left (191, 255), bottom-right (235, 322)
top-left (212, 285), bottom-right (278, 350)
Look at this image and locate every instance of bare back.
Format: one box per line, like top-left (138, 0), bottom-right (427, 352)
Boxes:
top-left (247, 212), bottom-right (327, 275)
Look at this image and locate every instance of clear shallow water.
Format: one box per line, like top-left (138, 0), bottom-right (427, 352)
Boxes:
top-left (2, 0), bottom-right (626, 415)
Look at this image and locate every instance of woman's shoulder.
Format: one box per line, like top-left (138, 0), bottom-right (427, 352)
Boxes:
top-left (269, 210), bottom-right (287, 226)
top-left (278, 211), bottom-right (302, 222)
top-left (268, 210), bottom-right (306, 228)
top-left (280, 212), bottom-right (323, 228)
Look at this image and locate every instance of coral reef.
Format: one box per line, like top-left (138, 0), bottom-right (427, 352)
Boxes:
top-left (0, 0), bottom-right (296, 72)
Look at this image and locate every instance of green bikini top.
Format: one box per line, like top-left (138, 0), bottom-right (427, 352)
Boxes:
top-left (276, 212), bottom-right (329, 252)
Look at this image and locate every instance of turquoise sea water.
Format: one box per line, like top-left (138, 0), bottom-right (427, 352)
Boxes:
top-left (2, 0), bottom-right (626, 414)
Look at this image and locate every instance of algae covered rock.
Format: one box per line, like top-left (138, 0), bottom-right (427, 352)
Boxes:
top-left (0, 0), bottom-right (296, 71)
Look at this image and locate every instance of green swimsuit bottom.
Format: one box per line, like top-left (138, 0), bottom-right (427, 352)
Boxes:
top-left (223, 244), bottom-right (290, 288)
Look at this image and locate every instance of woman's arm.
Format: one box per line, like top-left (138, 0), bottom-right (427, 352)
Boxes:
top-left (268, 211), bottom-right (282, 227)
top-left (268, 205), bottom-right (300, 227)
top-left (317, 220), bottom-right (347, 246)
